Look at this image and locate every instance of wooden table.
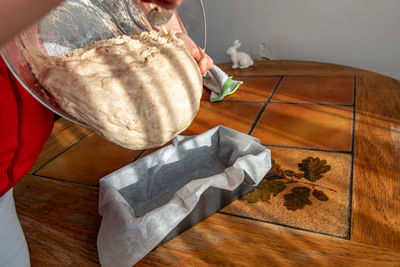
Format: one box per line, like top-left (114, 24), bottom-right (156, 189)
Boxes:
top-left (14, 60), bottom-right (400, 266)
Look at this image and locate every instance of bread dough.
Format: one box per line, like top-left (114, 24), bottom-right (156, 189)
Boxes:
top-left (22, 31), bottom-right (203, 149)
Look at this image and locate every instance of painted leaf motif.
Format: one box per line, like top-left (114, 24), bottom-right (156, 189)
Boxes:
top-left (259, 187), bottom-right (273, 202)
top-left (240, 179), bottom-right (287, 203)
top-left (312, 189), bottom-right (329, 201)
top-left (283, 187), bottom-right (312, 211)
top-left (298, 157), bottom-right (331, 182)
top-left (294, 173), bottom-right (304, 179)
top-left (284, 170), bottom-right (295, 177)
top-left (240, 188), bottom-right (261, 203)
top-left (266, 180), bottom-right (287, 197)
top-left (265, 159), bottom-right (285, 180)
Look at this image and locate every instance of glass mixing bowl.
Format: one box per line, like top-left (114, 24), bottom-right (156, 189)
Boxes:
top-left (0, 0), bottom-right (206, 125)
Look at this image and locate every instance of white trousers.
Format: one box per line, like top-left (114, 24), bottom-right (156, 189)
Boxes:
top-left (0, 189), bottom-right (30, 267)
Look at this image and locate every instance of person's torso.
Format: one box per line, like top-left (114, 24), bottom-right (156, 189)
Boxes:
top-left (0, 57), bottom-right (54, 196)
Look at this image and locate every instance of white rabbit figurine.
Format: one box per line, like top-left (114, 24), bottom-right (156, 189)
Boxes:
top-left (226, 39), bottom-right (254, 69)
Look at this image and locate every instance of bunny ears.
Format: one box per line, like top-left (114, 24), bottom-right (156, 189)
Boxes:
top-left (233, 39), bottom-right (241, 49)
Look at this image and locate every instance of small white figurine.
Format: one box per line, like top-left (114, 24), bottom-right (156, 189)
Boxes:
top-left (258, 42), bottom-right (272, 60)
top-left (226, 39), bottom-right (254, 69)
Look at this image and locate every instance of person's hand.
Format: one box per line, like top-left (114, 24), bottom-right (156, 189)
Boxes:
top-left (140, 0), bottom-right (213, 74)
top-left (176, 32), bottom-right (213, 75)
top-left (141, 0), bottom-right (182, 10)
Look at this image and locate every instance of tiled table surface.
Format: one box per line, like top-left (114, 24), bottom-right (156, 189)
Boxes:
top-left (14, 61), bottom-right (400, 266)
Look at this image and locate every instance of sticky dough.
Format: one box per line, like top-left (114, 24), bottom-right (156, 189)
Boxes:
top-left (22, 31), bottom-right (203, 149)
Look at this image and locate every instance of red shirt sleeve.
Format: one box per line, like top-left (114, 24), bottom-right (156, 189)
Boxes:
top-left (0, 57), bottom-right (54, 196)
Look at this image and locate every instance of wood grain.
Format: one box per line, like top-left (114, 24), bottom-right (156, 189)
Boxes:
top-left (15, 176), bottom-right (400, 267)
top-left (13, 175), bottom-right (100, 267)
top-left (13, 174), bottom-right (400, 267)
top-left (218, 60), bottom-right (381, 78)
top-left (352, 76), bottom-right (400, 250)
top-left (138, 213), bottom-right (400, 266)
top-left (36, 132), bottom-right (143, 186)
top-left (11, 61), bottom-right (400, 267)
top-left (29, 118), bottom-right (91, 173)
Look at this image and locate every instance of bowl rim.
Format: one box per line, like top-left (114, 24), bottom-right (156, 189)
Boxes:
top-left (0, 0), bottom-right (207, 126)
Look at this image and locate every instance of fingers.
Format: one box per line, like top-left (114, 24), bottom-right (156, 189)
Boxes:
top-left (141, 0), bottom-right (182, 10)
top-left (198, 54), bottom-right (213, 75)
top-left (139, 1), bottom-right (213, 74)
top-left (175, 32), bottom-right (213, 75)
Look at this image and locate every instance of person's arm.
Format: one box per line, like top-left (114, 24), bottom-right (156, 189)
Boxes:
top-left (0, 0), bottom-right (212, 73)
top-left (0, 0), bottom-right (188, 46)
top-left (0, 0), bottom-right (64, 45)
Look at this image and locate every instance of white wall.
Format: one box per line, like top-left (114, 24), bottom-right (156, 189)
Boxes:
top-left (203, 0), bottom-right (400, 79)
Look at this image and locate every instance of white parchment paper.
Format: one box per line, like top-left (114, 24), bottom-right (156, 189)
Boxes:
top-left (97, 126), bottom-right (271, 266)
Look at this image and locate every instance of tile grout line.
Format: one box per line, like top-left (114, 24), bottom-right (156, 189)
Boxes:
top-left (268, 101), bottom-right (354, 107)
top-left (201, 99), bottom-right (265, 103)
top-left (248, 76), bottom-right (284, 135)
top-left (33, 130), bottom-right (93, 175)
top-left (229, 75), bottom-right (283, 78)
top-left (346, 76), bottom-right (357, 240)
top-left (31, 173), bottom-right (99, 189)
top-left (217, 211), bottom-right (348, 239)
top-left (229, 76), bottom-right (356, 241)
top-left (261, 143), bottom-right (352, 154)
top-left (229, 75), bottom-right (357, 78)
top-left (201, 99), bottom-right (354, 107)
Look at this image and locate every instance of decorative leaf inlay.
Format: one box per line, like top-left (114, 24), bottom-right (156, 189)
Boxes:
top-left (240, 156), bottom-right (335, 211)
top-left (294, 173), bottom-right (304, 179)
top-left (312, 189), bottom-right (329, 201)
top-left (241, 180), bottom-right (287, 203)
top-left (298, 157), bottom-right (331, 182)
top-left (284, 170), bottom-right (295, 177)
top-left (265, 159), bottom-right (285, 180)
top-left (267, 180), bottom-right (287, 196)
top-left (239, 187), bottom-right (261, 203)
top-left (283, 187), bottom-right (312, 211)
